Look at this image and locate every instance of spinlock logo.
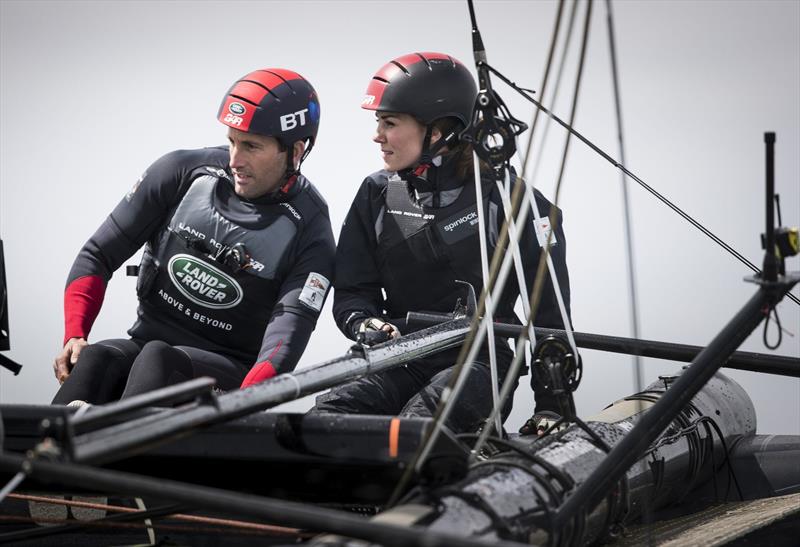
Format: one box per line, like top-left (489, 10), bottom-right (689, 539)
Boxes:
top-left (229, 102), bottom-right (246, 116)
top-left (281, 202), bottom-right (302, 220)
top-left (443, 211), bottom-right (478, 232)
top-left (168, 254), bottom-right (243, 309)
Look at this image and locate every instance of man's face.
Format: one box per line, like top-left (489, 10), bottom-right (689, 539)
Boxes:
top-left (227, 128), bottom-right (288, 199)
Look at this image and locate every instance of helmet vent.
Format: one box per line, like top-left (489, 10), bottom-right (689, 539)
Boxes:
top-left (390, 60), bottom-right (411, 75)
top-left (264, 70), bottom-right (296, 94)
top-left (229, 93), bottom-right (259, 107)
top-left (415, 52), bottom-right (432, 69)
top-left (240, 80), bottom-right (281, 100)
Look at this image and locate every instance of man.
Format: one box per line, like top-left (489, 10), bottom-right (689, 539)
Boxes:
top-left (52, 68), bottom-right (335, 405)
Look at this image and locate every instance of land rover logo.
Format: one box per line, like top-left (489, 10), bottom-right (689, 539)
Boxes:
top-left (229, 102), bottom-right (246, 116)
top-left (168, 254), bottom-right (243, 309)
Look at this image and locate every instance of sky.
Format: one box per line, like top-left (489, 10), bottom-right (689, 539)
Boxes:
top-left (1, 0), bottom-right (798, 435)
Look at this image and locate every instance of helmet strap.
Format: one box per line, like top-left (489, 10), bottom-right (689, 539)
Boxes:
top-left (279, 147), bottom-right (299, 194)
top-left (414, 125), bottom-right (460, 177)
top-left (279, 139), bottom-right (313, 194)
top-left (401, 125), bottom-right (465, 199)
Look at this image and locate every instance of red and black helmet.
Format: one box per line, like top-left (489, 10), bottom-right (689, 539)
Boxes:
top-left (362, 52), bottom-right (477, 128)
top-left (218, 68), bottom-right (320, 148)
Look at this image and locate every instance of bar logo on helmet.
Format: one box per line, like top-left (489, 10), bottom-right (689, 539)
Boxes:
top-left (222, 102), bottom-right (246, 127)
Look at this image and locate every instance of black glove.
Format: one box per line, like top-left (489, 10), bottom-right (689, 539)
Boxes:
top-left (355, 317), bottom-right (401, 347)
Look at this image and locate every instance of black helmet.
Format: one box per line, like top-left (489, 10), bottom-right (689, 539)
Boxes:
top-left (218, 68), bottom-right (320, 148)
top-left (362, 52), bottom-right (476, 128)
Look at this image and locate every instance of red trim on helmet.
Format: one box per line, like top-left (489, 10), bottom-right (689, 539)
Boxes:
top-left (393, 52), bottom-right (454, 69)
top-left (363, 52), bottom-right (461, 113)
top-left (362, 79), bottom-right (387, 112)
top-left (219, 69), bottom-right (306, 132)
top-left (249, 69), bottom-right (303, 87)
top-left (240, 70), bottom-right (297, 94)
top-left (219, 96), bottom-right (256, 132)
top-left (229, 80), bottom-right (270, 105)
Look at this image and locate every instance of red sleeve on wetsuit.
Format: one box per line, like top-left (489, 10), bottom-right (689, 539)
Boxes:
top-left (63, 275), bottom-right (106, 345)
top-left (239, 360), bottom-right (277, 388)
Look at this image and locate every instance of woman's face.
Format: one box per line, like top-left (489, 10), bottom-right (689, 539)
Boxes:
top-left (373, 112), bottom-right (427, 171)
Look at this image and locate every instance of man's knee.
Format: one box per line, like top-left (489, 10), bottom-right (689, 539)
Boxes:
top-left (73, 343), bottom-right (130, 378)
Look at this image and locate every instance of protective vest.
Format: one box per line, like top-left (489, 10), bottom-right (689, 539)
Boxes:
top-left (132, 168), bottom-right (305, 360)
top-left (376, 174), bottom-right (499, 318)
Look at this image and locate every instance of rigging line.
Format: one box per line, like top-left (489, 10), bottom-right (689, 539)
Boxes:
top-left (7, 493), bottom-right (305, 535)
top-left (523, 0), bottom-right (580, 185)
top-left (605, 0), bottom-right (643, 391)
top-left (459, 0), bottom-right (571, 440)
top-left (521, 179), bottom-right (577, 354)
top-left (519, 0), bottom-right (567, 170)
top-left (484, 61), bottom-right (800, 308)
top-left (605, 0), bottom-right (647, 444)
top-left (412, 144), bottom-right (579, 475)
top-left (473, 154), bottom-right (503, 435)
top-left (472, 0), bottom-right (595, 458)
top-left (495, 170), bottom-right (538, 357)
top-left (595, 15), bottom-right (656, 532)
top-left (386, 1), bottom-right (575, 501)
top-left (385, 176), bottom-right (535, 506)
top-left (552, 0), bottom-right (592, 206)
top-left (479, 0), bottom-right (570, 387)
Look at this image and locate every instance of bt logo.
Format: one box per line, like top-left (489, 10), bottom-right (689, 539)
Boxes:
top-left (280, 108), bottom-right (309, 131)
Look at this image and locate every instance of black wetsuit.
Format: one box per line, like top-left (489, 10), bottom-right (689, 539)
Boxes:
top-left (312, 154), bottom-right (570, 433)
top-left (53, 147), bottom-right (335, 404)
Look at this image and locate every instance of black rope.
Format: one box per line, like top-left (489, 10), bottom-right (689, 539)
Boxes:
top-left (695, 416), bottom-right (744, 501)
top-left (762, 304), bottom-right (784, 350)
top-left (519, 0), bottom-right (568, 171)
top-left (605, 0), bottom-right (644, 398)
top-left (551, 0), bottom-right (593, 206)
top-left (385, 0), bottom-right (574, 511)
top-left (483, 61), bottom-right (800, 308)
top-left (522, 0), bottom-right (580, 181)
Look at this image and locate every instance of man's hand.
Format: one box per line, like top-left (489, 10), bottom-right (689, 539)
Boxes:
top-left (357, 318), bottom-right (401, 346)
top-left (53, 337), bottom-right (88, 384)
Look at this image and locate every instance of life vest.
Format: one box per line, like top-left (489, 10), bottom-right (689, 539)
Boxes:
top-left (376, 173), bottom-right (500, 319)
top-left (131, 168), bottom-right (306, 361)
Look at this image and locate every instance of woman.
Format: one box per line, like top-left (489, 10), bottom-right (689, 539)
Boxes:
top-left (312, 52), bottom-right (570, 433)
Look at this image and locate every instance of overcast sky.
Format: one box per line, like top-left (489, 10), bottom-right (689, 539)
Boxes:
top-left (1, 0), bottom-right (798, 435)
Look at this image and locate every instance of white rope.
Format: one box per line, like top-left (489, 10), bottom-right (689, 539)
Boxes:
top-left (519, 157), bottom-right (578, 357)
top-left (281, 373), bottom-right (302, 399)
top-left (134, 497), bottom-right (156, 545)
top-left (472, 152), bottom-right (503, 435)
top-left (495, 168), bottom-right (538, 349)
top-left (415, 179), bottom-right (537, 471)
top-left (0, 471), bottom-right (25, 504)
